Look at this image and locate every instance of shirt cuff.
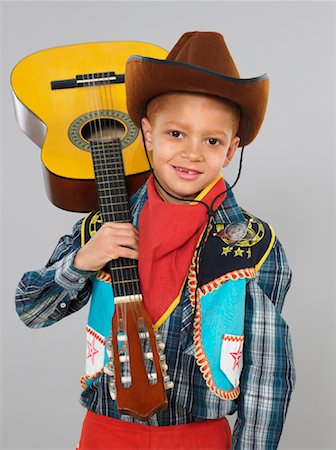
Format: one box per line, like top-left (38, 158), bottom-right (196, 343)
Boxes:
top-left (55, 250), bottom-right (95, 290)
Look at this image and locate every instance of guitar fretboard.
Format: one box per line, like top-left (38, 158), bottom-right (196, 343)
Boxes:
top-left (90, 140), bottom-right (141, 298)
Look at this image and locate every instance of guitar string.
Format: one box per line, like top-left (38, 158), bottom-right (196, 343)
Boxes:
top-left (96, 74), bottom-right (127, 347)
top-left (103, 73), bottom-right (131, 297)
top-left (103, 71), bottom-right (145, 336)
top-left (100, 74), bottom-right (130, 347)
top-left (103, 69), bottom-right (152, 380)
top-left (98, 75), bottom-right (125, 298)
top-left (103, 72), bottom-right (146, 374)
top-left (85, 71), bottom-right (125, 364)
top-left (101, 73), bottom-right (132, 381)
top-left (101, 69), bottom-right (138, 382)
top-left (96, 74), bottom-right (127, 377)
top-left (105, 77), bottom-right (131, 358)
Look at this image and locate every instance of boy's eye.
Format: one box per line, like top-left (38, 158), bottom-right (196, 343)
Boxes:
top-left (169, 130), bottom-right (182, 138)
top-left (207, 138), bottom-right (219, 146)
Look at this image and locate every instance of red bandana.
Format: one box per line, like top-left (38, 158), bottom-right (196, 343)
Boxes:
top-left (138, 174), bottom-right (226, 325)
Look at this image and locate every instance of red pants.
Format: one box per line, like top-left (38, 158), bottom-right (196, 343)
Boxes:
top-left (77, 410), bottom-right (232, 449)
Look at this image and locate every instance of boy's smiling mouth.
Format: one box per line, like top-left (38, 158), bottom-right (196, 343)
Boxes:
top-left (172, 165), bottom-right (203, 177)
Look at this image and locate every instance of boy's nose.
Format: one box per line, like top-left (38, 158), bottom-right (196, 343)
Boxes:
top-left (180, 142), bottom-right (203, 161)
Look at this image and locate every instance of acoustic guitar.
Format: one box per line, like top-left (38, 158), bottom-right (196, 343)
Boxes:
top-left (11, 41), bottom-right (172, 420)
top-left (10, 41), bottom-right (167, 212)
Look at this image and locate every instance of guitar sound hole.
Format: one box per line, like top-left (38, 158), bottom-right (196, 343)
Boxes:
top-left (82, 118), bottom-right (126, 143)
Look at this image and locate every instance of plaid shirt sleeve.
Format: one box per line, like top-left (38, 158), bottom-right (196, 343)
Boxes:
top-left (232, 237), bottom-right (296, 450)
top-left (15, 218), bottom-right (94, 328)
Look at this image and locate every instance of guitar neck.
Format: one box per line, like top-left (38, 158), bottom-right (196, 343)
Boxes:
top-left (90, 139), bottom-right (169, 420)
top-left (90, 139), bottom-right (141, 298)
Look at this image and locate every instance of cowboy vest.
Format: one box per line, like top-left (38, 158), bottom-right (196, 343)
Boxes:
top-left (79, 191), bottom-right (274, 407)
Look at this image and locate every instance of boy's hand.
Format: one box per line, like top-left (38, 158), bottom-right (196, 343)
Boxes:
top-left (73, 222), bottom-right (139, 272)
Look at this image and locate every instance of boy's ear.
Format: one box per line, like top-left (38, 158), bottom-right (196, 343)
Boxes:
top-left (223, 136), bottom-right (240, 167)
top-left (140, 117), bottom-right (153, 150)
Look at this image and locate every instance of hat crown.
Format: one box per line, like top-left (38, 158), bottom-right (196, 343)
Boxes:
top-left (125, 30), bottom-right (270, 145)
top-left (167, 31), bottom-right (240, 78)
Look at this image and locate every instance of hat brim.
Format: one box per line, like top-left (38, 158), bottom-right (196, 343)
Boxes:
top-left (125, 56), bottom-right (270, 146)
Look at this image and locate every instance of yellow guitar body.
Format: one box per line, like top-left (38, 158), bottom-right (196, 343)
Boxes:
top-left (11, 41), bottom-right (167, 211)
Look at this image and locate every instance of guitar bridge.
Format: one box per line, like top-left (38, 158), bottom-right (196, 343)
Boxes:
top-left (51, 72), bottom-right (125, 90)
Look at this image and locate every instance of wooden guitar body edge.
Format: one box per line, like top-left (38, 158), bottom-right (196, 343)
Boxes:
top-left (43, 166), bottom-right (150, 212)
top-left (11, 88), bottom-right (46, 149)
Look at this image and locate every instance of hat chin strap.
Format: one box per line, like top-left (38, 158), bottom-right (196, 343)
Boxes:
top-left (139, 109), bottom-right (250, 219)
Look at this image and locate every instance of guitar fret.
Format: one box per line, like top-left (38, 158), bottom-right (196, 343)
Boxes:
top-left (93, 162), bottom-right (123, 168)
top-left (92, 159), bottom-right (122, 164)
top-left (96, 181), bottom-right (126, 187)
top-left (92, 154), bottom-right (121, 160)
top-left (92, 151), bottom-right (122, 158)
top-left (98, 191), bottom-right (127, 199)
top-left (112, 279), bottom-right (140, 284)
top-left (97, 187), bottom-right (127, 194)
top-left (101, 215), bottom-right (130, 222)
top-left (96, 176), bottom-right (124, 182)
top-left (95, 175), bottom-right (122, 181)
top-left (94, 162), bottom-right (123, 167)
top-left (101, 205), bottom-right (129, 212)
top-left (94, 166), bottom-right (125, 172)
top-left (102, 216), bottom-right (130, 223)
top-left (90, 142), bottom-right (121, 148)
top-left (99, 197), bottom-right (128, 203)
top-left (96, 176), bottom-right (125, 182)
top-left (91, 143), bottom-right (121, 149)
top-left (97, 187), bottom-right (127, 195)
top-left (93, 159), bottom-right (122, 164)
top-left (109, 265), bottom-right (138, 270)
top-left (95, 177), bottom-right (124, 182)
top-left (99, 197), bottom-right (128, 204)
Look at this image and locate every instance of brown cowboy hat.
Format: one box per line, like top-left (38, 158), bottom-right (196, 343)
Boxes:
top-left (125, 31), bottom-right (270, 146)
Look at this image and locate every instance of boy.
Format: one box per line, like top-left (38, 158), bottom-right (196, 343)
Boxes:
top-left (16, 31), bottom-right (295, 449)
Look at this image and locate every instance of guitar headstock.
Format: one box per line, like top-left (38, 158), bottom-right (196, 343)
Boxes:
top-left (104, 301), bottom-right (172, 421)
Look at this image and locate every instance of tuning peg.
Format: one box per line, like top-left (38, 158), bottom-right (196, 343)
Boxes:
top-left (104, 365), bottom-right (113, 376)
top-left (144, 352), bottom-right (154, 360)
top-left (157, 342), bottom-right (165, 351)
top-left (106, 336), bottom-right (113, 350)
top-left (121, 375), bottom-right (132, 386)
top-left (155, 333), bottom-right (162, 341)
top-left (161, 363), bottom-right (169, 372)
top-left (138, 331), bottom-right (150, 339)
top-left (108, 381), bottom-right (117, 400)
top-left (165, 381), bottom-right (174, 390)
top-left (103, 358), bottom-right (115, 376)
top-left (147, 373), bottom-right (157, 382)
top-left (108, 358), bottom-right (114, 367)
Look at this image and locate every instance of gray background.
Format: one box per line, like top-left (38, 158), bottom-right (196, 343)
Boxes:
top-left (1, 1), bottom-right (336, 449)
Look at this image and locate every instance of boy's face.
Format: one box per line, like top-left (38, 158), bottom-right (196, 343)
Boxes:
top-left (141, 92), bottom-right (240, 204)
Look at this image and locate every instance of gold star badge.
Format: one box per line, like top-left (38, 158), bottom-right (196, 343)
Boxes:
top-left (234, 247), bottom-right (244, 257)
top-left (221, 246), bottom-right (232, 256)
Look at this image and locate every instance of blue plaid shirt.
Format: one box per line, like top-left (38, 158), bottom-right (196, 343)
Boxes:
top-left (15, 183), bottom-right (295, 449)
